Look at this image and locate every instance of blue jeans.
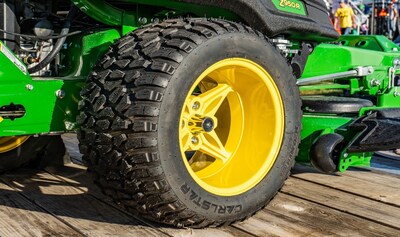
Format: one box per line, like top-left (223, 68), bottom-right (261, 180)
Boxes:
top-left (388, 19), bottom-right (397, 39)
top-left (341, 27), bottom-right (352, 35)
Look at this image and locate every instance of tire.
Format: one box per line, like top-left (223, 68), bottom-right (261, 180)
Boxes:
top-left (78, 18), bottom-right (302, 228)
top-left (0, 135), bottom-right (67, 173)
top-left (310, 133), bottom-right (344, 174)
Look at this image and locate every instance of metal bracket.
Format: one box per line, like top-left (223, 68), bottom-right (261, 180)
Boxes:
top-left (291, 42), bottom-right (313, 78)
top-left (297, 66), bottom-right (374, 86)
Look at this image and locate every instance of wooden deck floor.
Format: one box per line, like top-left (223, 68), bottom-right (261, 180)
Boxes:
top-left (0, 134), bottom-right (399, 237)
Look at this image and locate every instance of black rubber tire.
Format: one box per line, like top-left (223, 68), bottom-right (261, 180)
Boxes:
top-left (310, 133), bottom-right (344, 174)
top-left (302, 96), bottom-right (373, 114)
top-left (77, 18), bottom-right (302, 228)
top-left (0, 135), bottom-right (67, 173)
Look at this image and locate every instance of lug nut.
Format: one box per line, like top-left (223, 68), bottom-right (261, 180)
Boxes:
top-left (192, 102), bottom-right (200, 110)
top-left (191, 136), bottom-right (199, 144)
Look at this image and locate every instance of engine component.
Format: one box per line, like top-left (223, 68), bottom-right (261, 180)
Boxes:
top-left (0, 0), bottom-right (19, 51)
top-left (33, 19), bottom-right (54, 39)
top-left (28, 6), bottom-right (77, 74)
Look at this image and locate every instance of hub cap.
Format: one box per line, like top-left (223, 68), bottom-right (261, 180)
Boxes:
top-left (179, 58), bottom-right (285, 196)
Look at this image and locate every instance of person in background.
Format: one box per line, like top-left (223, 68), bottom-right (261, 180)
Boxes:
top-left (334, 0), bottom-right (357, 35)
top-left (388, 2), bottom-right (398, 40)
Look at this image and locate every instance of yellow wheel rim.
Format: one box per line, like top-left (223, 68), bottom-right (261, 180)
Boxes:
top-left (179, 58), bottom-right (285, 196)
top-left (0, 136), bottom-right (30, 153)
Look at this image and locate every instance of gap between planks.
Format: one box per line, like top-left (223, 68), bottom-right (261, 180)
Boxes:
top-left (291, 164), bottom-right (400, 208)
top-left (44, 163), bottom-right (254, 237)
top-left (0, 169), bottom-right (169, 237)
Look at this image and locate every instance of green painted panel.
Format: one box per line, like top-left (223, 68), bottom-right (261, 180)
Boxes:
top-left (59, 29), bottom-right (122, 77)
top-left (71, 0), bottom-right (123, 26)
top-left (297, 115), bottom-right (353, 163)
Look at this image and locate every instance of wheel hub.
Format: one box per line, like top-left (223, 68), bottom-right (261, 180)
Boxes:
top-left (202, 117), bottom-right (215, 132)
top-left (187, 116), bottom-right (216, 134)
top-left (179, 58), bottom-right (285, 196)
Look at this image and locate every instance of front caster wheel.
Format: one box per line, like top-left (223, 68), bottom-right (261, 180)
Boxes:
top-left (78, 19), bottom-right (302, 228)
top-left (310, 133), bottom-right (344, 174)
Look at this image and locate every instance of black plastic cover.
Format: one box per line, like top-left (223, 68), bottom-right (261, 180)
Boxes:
top-left (177, 0), bottom-right (339, 41)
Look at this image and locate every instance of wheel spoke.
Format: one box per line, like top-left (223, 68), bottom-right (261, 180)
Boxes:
top-left (180, 110), bottom-right (192, 151)
top-left (193, 84), bottom-right (233, 117)
top-left (198, 131), bottom-right (230, 163)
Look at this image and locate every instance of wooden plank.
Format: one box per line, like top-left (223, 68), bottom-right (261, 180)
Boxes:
top-left (281, 178), bottom-right (400, 231)
top-left (268, 193), bottom-right (398, 237)
top-left (235, 208), bottom-right (332, 237)
top-left (346, 167), bottom-right (400, 190)
top-left (0, 180), bottom-right (82, 237)
top-left (59, 135), bottom-right (400, 236)
top-left (44, 163), bottom-right (253, 237)
top-left (292, 164), bottom-right (400, 207)
top-left (0, 169), bottom-right (167, 237)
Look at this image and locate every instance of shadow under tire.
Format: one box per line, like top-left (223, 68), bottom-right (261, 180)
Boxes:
top-left (78, 18), bottom-right (302, 228)
top-left (0, 135), bottom-right (66, 173)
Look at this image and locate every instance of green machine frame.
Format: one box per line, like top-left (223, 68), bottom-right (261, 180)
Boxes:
top-left (1, 0), bottom-right (400, 172)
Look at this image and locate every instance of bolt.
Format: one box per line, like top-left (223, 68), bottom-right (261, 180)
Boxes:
top-left (192, 102), bottom-right (200, 110)
top-left (343, 153), bottom-right (349, 158)
top-left (367, 67), bottom-right (374, 74)
top-left (394, 58), bottom-right (400, 67)
top-left (370, 79), bottom-right (381, 87)
top-left (55, 90), bottom-right (66, 99)
top-left (191, 136), bottom-right (199, 144)
top-left (64, 121), bottom-right (75, 130)
top-left (138, 17), bottom-right (148, 25)
top-left (26, 84), bottom-right (33, 91)
top-left (394, 91), bottom-right (400, 97)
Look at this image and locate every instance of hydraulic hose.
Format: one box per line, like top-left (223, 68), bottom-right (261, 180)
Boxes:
top-left (28, 6), bottom-right (79, 74)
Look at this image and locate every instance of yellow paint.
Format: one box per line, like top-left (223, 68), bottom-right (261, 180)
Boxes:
top-left (179, 58), bottom-right (285, 196)
top-left (0, 136), bottom-right (30, 153)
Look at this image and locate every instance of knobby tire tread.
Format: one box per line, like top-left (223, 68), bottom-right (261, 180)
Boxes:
top-left (78, 18), bottom-right (301, 228)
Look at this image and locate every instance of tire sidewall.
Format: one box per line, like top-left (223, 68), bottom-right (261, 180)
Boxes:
top-left (158, 32), bottom-right (301, 220)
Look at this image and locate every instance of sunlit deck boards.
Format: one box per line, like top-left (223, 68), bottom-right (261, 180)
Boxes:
top-left (0, 134), bottom-right (399, 237)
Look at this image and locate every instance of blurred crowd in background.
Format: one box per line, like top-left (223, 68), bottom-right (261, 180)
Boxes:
top-left (327, 0), bottom-right (400, 43)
